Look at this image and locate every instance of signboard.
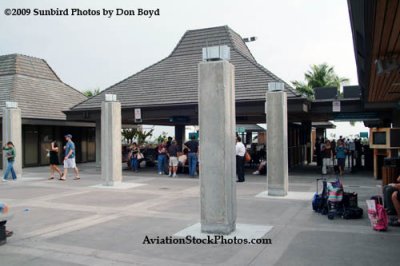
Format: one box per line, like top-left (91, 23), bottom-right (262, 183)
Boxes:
top-left (189, 132), bottom-right (198, 140)
top-left (360, 132), bottom-right (368, 138)
top-left (332, 100), bottom-right (341, 112)
top-left (134, 108), bottom-right (142, 123)
top-left (237, 127), bottom-right (246, 133)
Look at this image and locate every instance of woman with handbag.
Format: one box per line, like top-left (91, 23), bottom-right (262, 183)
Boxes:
top-left (130, 143), bottom-right (140, 172)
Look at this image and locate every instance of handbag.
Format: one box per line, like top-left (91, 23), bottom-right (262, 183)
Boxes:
top-left (244, 152), bottom-right (251, 162)
top-left (137, 153), bottom-right (144, 160)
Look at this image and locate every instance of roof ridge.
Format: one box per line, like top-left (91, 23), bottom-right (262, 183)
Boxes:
top-left (0, 53), bottom-right (44, 61)
top-left (231, 47), bottom-right (299, 97)
top-left (223, 26), bottom-right (299, 97)
top-left (169, 29), bottom-right (190, 57)
top-left (224, 26), bottom-right (257, 62)
top-left (69, 56), bottom-right (171, 110)
top-left (169, 25), bottom-right (229, 57)
top-left (0, 53), bottom-right (62, 82)
top-left (40, 58), bottom-right (62, 82)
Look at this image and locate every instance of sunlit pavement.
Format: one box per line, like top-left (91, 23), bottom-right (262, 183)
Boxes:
top-left (0, 163), bottom-right (399, 266)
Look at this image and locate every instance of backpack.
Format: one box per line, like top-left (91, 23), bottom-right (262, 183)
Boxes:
top-left (366, 200), bottom-right (388, 231)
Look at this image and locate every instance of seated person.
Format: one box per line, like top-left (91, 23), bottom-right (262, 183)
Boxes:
top-left (177, 148), bottom-right (188, 173)
top-left (253, 160), bottom-right (266, 175)
top-left (388, 175), bottom-right (400, 226)
top-left (0, 202), bottom-right (13, 245)
top-left (178, 148), bottom-right (188, 166)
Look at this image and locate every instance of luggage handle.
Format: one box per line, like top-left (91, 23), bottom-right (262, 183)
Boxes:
top-left (316, 177), bottom-right (327, 194)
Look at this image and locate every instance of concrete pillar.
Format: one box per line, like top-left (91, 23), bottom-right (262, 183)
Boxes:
top-left (199, 60), bottom-right (236, 235)
top-left (301, 121), bottom-right (312, 164)
top-left (245, 131), bottom-right (252, 145)
top-left (393, 109), bottom-right (400, 127)
top-left (316, 128), bottom-right (325, 139)
top-left (2, 102), bottom-right (22, 178)
top-left (174, 125), bottom-right (185, 148)
top-left (101, 95), bottom-right (122, 186)
top-left (266, 84), bottom-right (288, 196)
top-left (95, 119), bottom-right (101, 167)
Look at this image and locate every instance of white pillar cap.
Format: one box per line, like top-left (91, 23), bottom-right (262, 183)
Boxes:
top-left (105, 94), bottom-right (117, 102)
top-left (267, 82), bottom-right (284, 92)
top-left (5, 101), bottom-right (18, 108)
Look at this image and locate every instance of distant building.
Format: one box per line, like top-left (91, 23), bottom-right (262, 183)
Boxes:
top-left (0, 54), bottom-right (95, 168)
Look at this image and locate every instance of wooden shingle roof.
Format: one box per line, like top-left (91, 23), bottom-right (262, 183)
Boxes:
top-left (71, 25), bottom-right (300, 111)
top-left (0, 54), bottom-right (87, 120)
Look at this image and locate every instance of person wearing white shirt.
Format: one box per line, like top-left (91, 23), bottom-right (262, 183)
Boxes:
top-left (236, 136), bottom-right (246, 182)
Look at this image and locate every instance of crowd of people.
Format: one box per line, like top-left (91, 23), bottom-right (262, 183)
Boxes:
top-left (127, 134), bottom-right (200, 178)
top-left (315, 136), bottom-right (364, 176)
top-left (125, 134), bottom-right (248, 182)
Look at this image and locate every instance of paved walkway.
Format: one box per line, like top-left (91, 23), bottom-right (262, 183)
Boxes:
top-left (0, 164), bottom-right (399, 266)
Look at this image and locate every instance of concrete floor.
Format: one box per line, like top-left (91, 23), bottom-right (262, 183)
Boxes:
top-left (0, 163), bottom-right (399, 266)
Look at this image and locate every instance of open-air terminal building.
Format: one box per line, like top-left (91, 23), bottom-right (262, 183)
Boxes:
top-left (1, 23), bottom-right (399, 172)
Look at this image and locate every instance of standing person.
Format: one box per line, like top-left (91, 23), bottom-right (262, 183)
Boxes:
top-left (157, 141), bottom-right (167, 175)
top-left (236, 136), bottom-right (246, 182)
top-left (335, 139), bottom-right (347, 176)
top-left (130, 143), bottom-right (139, 172)
top-left (184, 134), bottom-right (199, 177)
top-left (315, 137), bottom-right (322, 167)
top-left (2, 142), bottom-right (17, 182)
top-left (60, 134), bottom-right (79, 181)
top-left (167, 140), bottom-right (179, 177)
top-left (165, 137), bottom-right (173, 174)
top-left (48, 140), bottom-right (63, 180)
top-left (355, 138), bottom-right (362, 170)
top-left (321, 140), bottom-right (332, 175)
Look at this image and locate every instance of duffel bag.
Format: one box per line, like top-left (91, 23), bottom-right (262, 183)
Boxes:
top-left (342, 207), bottom-right (363, 219)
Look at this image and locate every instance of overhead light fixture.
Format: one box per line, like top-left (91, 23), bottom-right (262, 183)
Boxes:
top-left (375, 58), bottom-right (400, 75)
top-left (243, 36), bottom-right (257, 43)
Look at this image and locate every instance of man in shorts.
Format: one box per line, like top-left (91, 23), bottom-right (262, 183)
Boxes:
top-left (61, 134), bottom-right (80, 181)
top-left (167, 140), bottom-right (179, 177)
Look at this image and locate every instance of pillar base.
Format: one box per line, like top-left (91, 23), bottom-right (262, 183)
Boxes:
top-left (267, 187), bottom-right (288, 197)
top-left (201, 223), bottom-right (236, 235)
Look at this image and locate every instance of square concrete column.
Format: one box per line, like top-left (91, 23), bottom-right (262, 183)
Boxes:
top-left (174, 125), bottom-right (185, 148)
top-left (101, 95), bottom-right (122, 186)
top-left (95, 119), bottom-right (101, 167)
top-left (199, 60), bottom-right (236, 235)
top-left (266, 84), bottom-right (288, 196)
top-left (2, 102), bottom-right (22, 178)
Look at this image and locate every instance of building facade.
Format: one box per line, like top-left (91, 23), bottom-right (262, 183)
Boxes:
top-left (0, 54), bottom-right (95, 168)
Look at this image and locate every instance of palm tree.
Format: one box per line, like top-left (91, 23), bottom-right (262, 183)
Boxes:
top-left (292, 63), bottom-right (349, 99)
top-left (137, 129), bottom-right (154, 144)
top-left (83, 88), bottom-right (101, 97)
top-left (121, 128), bottom-right (138, 144)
